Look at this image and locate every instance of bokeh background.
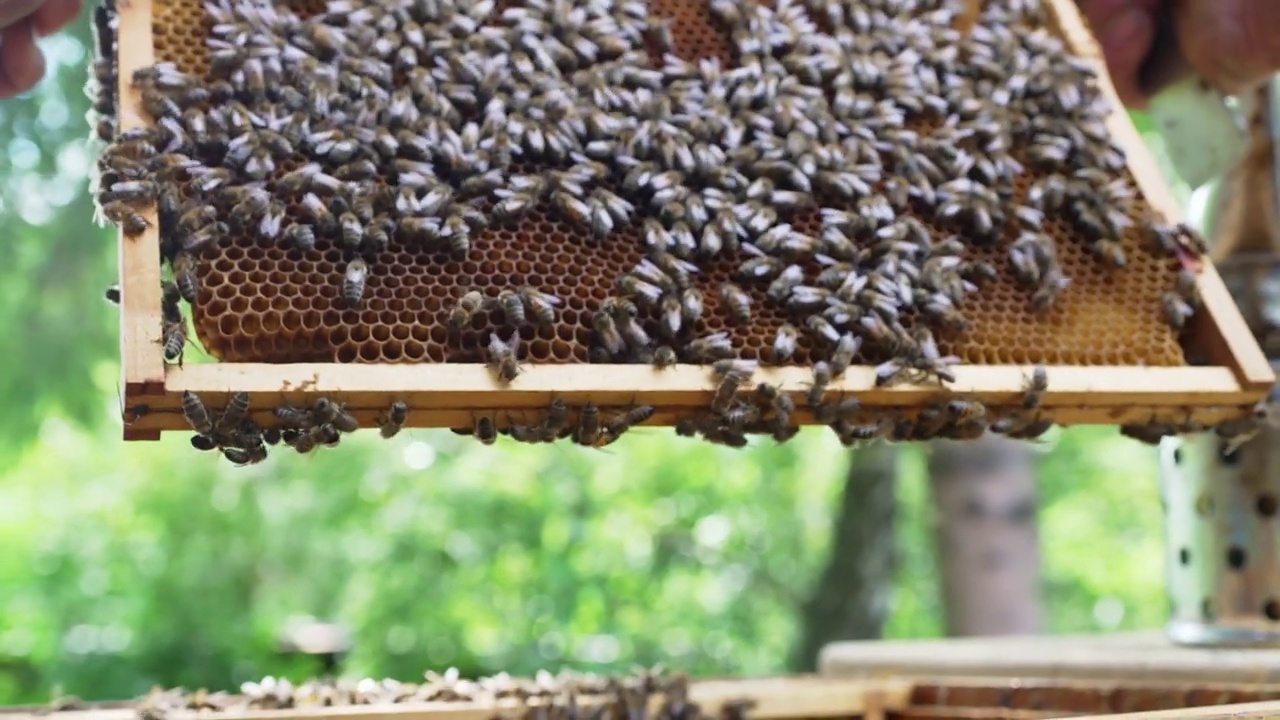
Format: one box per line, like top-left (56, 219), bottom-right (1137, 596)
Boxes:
top-left (0, 11), bottom-right (1202, 706)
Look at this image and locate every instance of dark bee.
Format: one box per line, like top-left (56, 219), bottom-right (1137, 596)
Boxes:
top-left (172, 252), bottom-right (198, 304)
top-left (519, 287), bottom-right (561, 326)
top-left (105, 285), bottom-right (121, 305)
top-left (449, 290), bottom-right (485, 332)
top-left (719, 283), bottom-right (751, 325)
top-left (311, 398), bottom-right (359, 433)
top-left (475, 416), bottom-right (498, 446)
top-left (223, 445), bottom-right (268, 466)
top-left (497, 290), bottom-right (526, 327)
top-left (1022, 365), bottom-right (1048, 409)
top-left (379, 401), bottom-right (408, 439)
top-left (162, 318), bottom-right (187, 365)
top-left (274, 403), bottom-right (313, 429)
top-left (487, 331), bottom-right (522, 383)
top-left (284, 224), bottom-right (317, 252)
top-left (575, 403), bottom-right (602, 446)
top-left (605, 405), bottom-right (656, 438)
top-left (653, 345), bottom-right (679, 370)
top-left (342, 258), bottom-right (369, 308)
top-left (182, 391), bottom-right (214, 435)
top-left (339, 212), bottom-right (363, 250)
top-left (215, 392), bottom-right (250, 435)
top-left (807, 361), bottom-right (832, 407)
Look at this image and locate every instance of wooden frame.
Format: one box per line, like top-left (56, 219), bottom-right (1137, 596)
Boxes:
top-left (0, 677), bottom-right (912, 720)
top-left (115, 0), bottom-right (1275, 441)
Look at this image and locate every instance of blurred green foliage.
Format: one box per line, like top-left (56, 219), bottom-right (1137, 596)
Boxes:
top-left (0, 14), bottom-right (1176, 708)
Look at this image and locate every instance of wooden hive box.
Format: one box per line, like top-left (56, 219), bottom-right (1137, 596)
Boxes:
top-left (109, 0), bottom-right (1275, 444)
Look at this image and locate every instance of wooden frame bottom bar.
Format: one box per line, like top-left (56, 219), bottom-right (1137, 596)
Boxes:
top-left (119, 362), bottom-right (1269, 440)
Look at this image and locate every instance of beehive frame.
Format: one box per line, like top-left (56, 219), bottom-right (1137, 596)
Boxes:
top-left (113, 0), bottom-right (1275, 441)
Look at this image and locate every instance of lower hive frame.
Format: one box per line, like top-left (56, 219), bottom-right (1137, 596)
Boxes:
top-left (12, 674), bottom-right (1280, 720)
top-left (113, 0), bottom-right (1275, 442)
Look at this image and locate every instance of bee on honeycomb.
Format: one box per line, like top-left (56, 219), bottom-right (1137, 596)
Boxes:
top-left (97, 0), bottom-right (1208, 450)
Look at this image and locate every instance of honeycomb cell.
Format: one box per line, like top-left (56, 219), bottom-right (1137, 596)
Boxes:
top-left (404, 341), bottom-right (426, 360)
top-left (336, 344), bottom-right (359, 363)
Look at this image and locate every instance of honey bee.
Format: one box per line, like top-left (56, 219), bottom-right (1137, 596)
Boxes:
top-left (688, 332), bottom-right (735, 362)
top-left (497, 290), bottom-right (526, 327)
top-left (223, 445), bottom-right (268, 466)
top-left (681, 288), bottom-right (704, 325)
top-left (449, 290), bottom-right (485, 332)
top-left (339, 212), bottom-right (363, 250)
top-left (806, 315), bottom-right (841, 344)
top-left (379, 401), bottom-right (408, 439)
top-left (592, 311), bottom-right (626, 357)
top-left (947, 399), bottom-right (987, 422)
top-left (487, 331), bottom-right (522, 383)
top-left (190, 435), bottom-right (218, 452)
top-left (1174, 268), bottom-right (1201, 306)
top-left (653, 345), bottom-right (679, 370)
top-left (301, 192), bottom-right (337, 236)
top-left (215, 392), bottom-right (250, 435)
top-left (182, 390), bottom-right (214, 435)
top-left (342, 258), bottom-right (369, 308)
top-left (274, 403), bottom-right (313, 429)
top-left (711, 367), bottom-right (749, 414)
top-left (814, 396), bottom-right (862, 425)
top-left (829, 333), bottom-right (862, 376)
top-left (291, 425), bottom-right (337, 454)
top-left (172, 252), bottom-right (198, 304)
top-left (1030, 270), bottom-right (1072, 314)
top-left (874, 359), bottom-right (914, 388)
top-left (836, 417), bottom-right (894, 444)
top-left (475, 416), bottom-right (498, 445)
top-left (575, 403), bottom-right (602, 446)
top-left (313, 397), bottom-right (359, 433)
top-left (162, 317), bottom-right (187, 365)
top-left (101, 201), bottom-right (149, 236)
top-left (756, 383), bottom-right (796, 421)
top-left (284, 224), bottom-right (317, 252)
top-left (719, 283), bottom-right (751, 325)
top-left (765, 323), bottom-right (796, 363)
top-left (1217, 402), bottom-right (1270, 456)
top-left (1022, 365), bottom-right (1048, 409)
top-left (518, 287), bottom-right (560, 326)
top-left (543, 398), bottom-right (570, 437)
top-left (605, 404), bottom-right (656, 438)
top-left (807, 361), bottom-right (833, 406)
top-left (1161, 290), bottom-right (1195, 331)
top-left (1092, 239), bottom-right (1127, 268)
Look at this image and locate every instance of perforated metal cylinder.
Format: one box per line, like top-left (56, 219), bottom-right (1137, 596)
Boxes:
top-left (1160, 428), bottom-right (1280, 646)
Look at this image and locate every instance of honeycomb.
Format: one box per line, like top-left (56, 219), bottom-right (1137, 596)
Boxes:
top-left (131, 0), bottom-right (1189, 372)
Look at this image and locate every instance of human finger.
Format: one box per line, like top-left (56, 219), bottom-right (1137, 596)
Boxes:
top-left (1079, 0), bottom-right (1159, 108)
top-left (32, 0), bottom-right (82, 36)
top-left (0, 0), bottom-right (41, 30)
top-left (1180, 0), bottom-right (1280, 97)
top-left (0, 18), bottom-right (44, 98)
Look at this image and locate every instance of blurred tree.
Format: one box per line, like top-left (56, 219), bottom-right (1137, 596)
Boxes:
top-left (928, 437), bottom-right (1044, 636)
top-left (790, 443), bottom-right (897, 671)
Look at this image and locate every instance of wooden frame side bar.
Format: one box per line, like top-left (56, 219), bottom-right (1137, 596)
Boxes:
top-left (115, 0), bottom-right (166, 440)
top-left (1075, 700), bottom-right (1280, 720)
top-left (1043, 0), bottom-right (1275, 393)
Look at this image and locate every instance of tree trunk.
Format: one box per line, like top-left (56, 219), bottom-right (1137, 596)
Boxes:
top-left (929, 436), bottom-right (1044, 636)
top-left (791, 441), bottom-right (898, 671)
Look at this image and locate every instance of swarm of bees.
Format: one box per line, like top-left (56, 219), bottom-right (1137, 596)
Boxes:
top-left (181, 390), bottom-right (407, 462)
top-left (131, 666), bottom-right (754, 720)
top-left (92, 0), bottom-right (1222, 452)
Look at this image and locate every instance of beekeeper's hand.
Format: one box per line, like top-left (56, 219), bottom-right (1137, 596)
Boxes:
top-left (1079, 0), bottom-right (1280, 108)
top-left (0, 0), bottom-right (82, 99)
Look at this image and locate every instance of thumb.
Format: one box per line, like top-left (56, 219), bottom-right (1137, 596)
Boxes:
top-left (0, 18), bottom-right (44, 98)
top-left (1182, 0), bottom-right (1280, 96)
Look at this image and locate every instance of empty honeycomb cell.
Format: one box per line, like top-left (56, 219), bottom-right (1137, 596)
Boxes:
top-left (215, 284), bottom-right (237, 301)
top-left (430, 285), bottom-right (450, 299)
top-left (229, 295), bottom-right (249, 314)
top-left (367, 298), bottom-right (386, 312)
top-left (241, 312), bottom-right (263, 338)
top-left (331, 326), bottom-right (350, 345)
top-left (282, 310), bottom-right (302, 333)
top-left (205, 298), bottom-right (228, 316)
top-left (391, 324), bottom-right (411, 342)
top-left (301, 310), bottom-right (323, 331)
top-left (551, 340), bottom-right (573, 360)
top-left (412, 325), bottom-right (431, 344)
top-left (383, 340), bottom-right (405, 361)
top-left (336, 344), bottom-right (359, 363)
top-left (372, 325), bottom-right (392, 343)
top-left (350, 325), bottom-right (371, 343)
top-left (212, 258), bottom-right (234, 274)
top-left (429, 326), bottom-right (448, 344)
top-left (249, 296), bottom-right (269, 314)
top-left (290, 296), bottom-right (311, 311)
top-left (271, 296), bottom-right (290, 312)
top-left (531, 338), bottom-right (552, 358)
top-left (404, 341), bottom-right (426, 361)
top-left (218, 314), bottom-right (238, 337)
top-left (225, 246), bottom-right (244, 261)
top-left (227, 271), bottom-right (247, 287)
